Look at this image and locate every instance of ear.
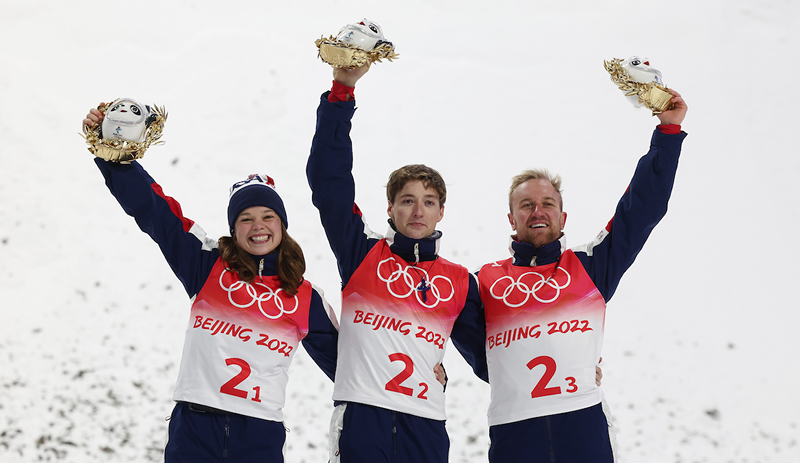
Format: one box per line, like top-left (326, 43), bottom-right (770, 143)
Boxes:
top-left (507, 212), bottom-right (516, 231)
top-left (145, 109), bottom-right (157, 127)
top-left (560, 211), bottom-right (568, 230)
top-left (387, 199), bottom-right (394, 220)
top-left (436, 205), bottom-right (445, 223)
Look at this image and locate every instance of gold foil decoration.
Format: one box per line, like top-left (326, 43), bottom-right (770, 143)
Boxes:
top-left (82, 101), bottom-right (167, 163)
top-left (604, 58), bottom-right (674, 115)
top-left (315, 37), bottom-right (398, 68)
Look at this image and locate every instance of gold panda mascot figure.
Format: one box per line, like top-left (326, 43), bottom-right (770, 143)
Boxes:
top-left (315, 19), bottom-right (399, 68)
top-left (604, 57), bottom-right (674, 115)
top-left (82, 97), bottom-right (167, 163)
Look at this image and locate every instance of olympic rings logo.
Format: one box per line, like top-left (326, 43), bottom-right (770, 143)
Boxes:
top-left (489, 268), bottom-right (571, 307)
top-left (219, 268), bottom-right (298, 319)
top-left (376, 257), bottom-right (454, 308)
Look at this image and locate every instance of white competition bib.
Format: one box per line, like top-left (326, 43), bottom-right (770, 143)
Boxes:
top-left (479, 251), bottom-right (606, 426)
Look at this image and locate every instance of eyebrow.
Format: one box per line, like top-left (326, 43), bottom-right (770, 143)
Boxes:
top-left (519, 196), bottom-right (558, 203)
top-left (252, 209), bottom-right (276, 216)
top-left (400, 193), bottom-right (438, 200)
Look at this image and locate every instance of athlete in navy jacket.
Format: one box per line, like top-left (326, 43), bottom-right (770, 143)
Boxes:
top-left (307, 65), bottom-right (487, 463)
top-left (84, 106), bottom-right (339, 463)
top-left (474, 90), bottom-right (688, 462)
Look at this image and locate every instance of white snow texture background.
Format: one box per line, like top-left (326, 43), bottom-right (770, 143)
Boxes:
top-left (1, 0), bottom-right (799, 462)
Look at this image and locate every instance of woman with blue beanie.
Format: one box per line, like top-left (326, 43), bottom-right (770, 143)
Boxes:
top-left (83, 106), bottom-right (339, 462)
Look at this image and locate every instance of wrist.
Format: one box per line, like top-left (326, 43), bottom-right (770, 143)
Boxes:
top-left (328, 80), bottom-right (355, 102)
top-left (657, 124), bottom-right (681, 135)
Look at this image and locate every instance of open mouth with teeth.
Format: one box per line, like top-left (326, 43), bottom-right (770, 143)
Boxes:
top-left (250, 235), bottom-right (271, 243)
top-left (531, 223), bottom-right (548, 229)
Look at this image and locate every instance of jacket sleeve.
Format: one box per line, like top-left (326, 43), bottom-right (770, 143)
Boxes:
top-left (449, 274), bottom-right (489, 382)
top-left (575, 129), bottom-right (687, 301)
top-left (94, 158), bottom-right (219, 298)
top-left (301, 285), bottom-right (340, 381)
top-left (306, 92), bottom-right (379, 289)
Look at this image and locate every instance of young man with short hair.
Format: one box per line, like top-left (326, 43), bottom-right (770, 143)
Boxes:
top-left (306, 64), bottom-right (486, 463)
top-left (476, 90), bottom-right (688, 462)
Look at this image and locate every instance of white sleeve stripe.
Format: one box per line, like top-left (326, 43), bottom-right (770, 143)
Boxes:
top-left (361, 213), bottom-right (383, 241)
top-left (569, 228), bottom-right (610, 257)
top-left (188, 222), bottom-right (219, 252)
top-left (312, 284), bottom-right (340, 330)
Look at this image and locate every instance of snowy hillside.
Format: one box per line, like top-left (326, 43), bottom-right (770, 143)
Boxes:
top-left (1, 0), bottom-right (798, 461)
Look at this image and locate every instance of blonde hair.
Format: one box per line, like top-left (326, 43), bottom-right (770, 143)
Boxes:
top-left (508, 168), bottom-right (563, 211)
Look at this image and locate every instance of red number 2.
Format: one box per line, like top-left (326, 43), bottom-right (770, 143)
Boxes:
top-left (385, 353), bottom-right (414, 396)
top-left (527, 356), bottom-right (561, 398)
top-left (220, 358), bottom-right (250, 399)
top-left (384, 353), bottom-right (429, 400)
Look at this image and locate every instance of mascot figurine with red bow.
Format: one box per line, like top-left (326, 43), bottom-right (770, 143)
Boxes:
top-left (315, 19), bottom-right (398, 68)
top-left (605, 56), bottom-right (674, 115)
top-left (82, 97), bottom-right (167, 163)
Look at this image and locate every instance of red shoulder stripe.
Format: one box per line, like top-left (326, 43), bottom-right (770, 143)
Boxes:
top-left (151, 182), bottom-right (195, 233)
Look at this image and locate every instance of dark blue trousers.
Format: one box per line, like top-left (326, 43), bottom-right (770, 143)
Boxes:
top-left (164, 402), bottom-right (286, 462)
top-left (488, 403), bottom-right (613, 463)
top-left (338, 402), bottom-right (449, 463)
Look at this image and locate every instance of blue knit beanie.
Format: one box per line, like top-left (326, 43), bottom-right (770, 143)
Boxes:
top-left (227, 174), bottom-right (288, 232)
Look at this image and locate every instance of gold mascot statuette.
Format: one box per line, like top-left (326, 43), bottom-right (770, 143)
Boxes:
top-left (604, 58), bottom-right (674, 115)
top-left (315, 37), bottom-right (398, 68)
top-left (315, 19), bottom-right (398, 69)
top-left (82, 100), bottom-right (167, 163)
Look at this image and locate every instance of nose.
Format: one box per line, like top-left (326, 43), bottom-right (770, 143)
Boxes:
top-left (412, 202), bottom-right (424, 217)
top-left (532, 205), bottom-right (550, 220)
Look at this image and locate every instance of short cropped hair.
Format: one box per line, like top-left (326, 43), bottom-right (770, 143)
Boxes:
top-left (508, 168), bottom-right (563, 211)
top-left (386, 164), bottom-right (447, 206)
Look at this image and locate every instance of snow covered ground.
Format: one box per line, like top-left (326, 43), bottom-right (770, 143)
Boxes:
top-left (1, 0), bottom-right (799, 461)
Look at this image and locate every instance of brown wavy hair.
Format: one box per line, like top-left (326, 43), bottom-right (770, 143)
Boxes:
top-left (386, 164), bottom-right (447, 206)
top-left (217, 222), bottom-right (306, 296)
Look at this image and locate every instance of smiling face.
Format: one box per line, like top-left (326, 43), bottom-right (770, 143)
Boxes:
top-left (508, 178), bottom-right (567, 248)
top-left (234, 206), bottom-right (283, 255)
top-left (387, 180), bottom-right (444, 240)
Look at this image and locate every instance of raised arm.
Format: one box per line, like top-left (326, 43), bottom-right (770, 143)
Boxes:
top-left (84, 107), bottom-right (219, 298)
top-left (575, 90), bottom-right (688, 301)
top-left (306, 66), bottom-right (381, 288)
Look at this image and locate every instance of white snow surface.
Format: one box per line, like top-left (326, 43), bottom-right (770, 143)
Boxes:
top-left (1, 0), bottom-right (799, 462)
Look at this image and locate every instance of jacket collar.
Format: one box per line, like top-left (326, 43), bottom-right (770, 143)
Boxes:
top-left (509, 234), bottom-right (566, 267)
top-left (385, 219), bottom-right (441, 263)
top-left (249, 251), bottom-right (278, 276)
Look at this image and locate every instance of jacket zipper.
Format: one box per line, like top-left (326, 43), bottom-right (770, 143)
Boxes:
top-left (259, 258), bottom-right (264, 282)
top-left (223, 415), bottom-right (230, 460)
top-left (392, 411), bottom-right (398, 459)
